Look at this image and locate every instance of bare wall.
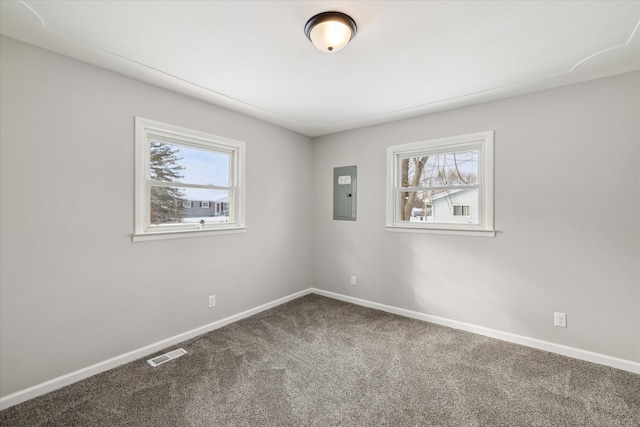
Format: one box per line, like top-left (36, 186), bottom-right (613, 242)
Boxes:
top-left (0, 36), bottom-right (313, 397)
top-left (2, 33), bottom-right (638, 401)
top-left (311, 72), bottom-right (640, 363)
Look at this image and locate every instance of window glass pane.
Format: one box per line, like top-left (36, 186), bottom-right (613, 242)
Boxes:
top-left (453, 205), bottom-right (470, 216)
top-left (150, 141), bottom-right (230, 187)
top-left (401, 150), bottom-right (478, 188)
top-left (400, 189), bottom-right (479, 224)
top-left (150, 186), bottom-right (231, 225)
top-left (150, 186), bottom-right (186, 224)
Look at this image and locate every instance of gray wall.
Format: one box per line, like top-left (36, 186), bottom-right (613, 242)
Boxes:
top-left (0, 37), bottom-right (313, 397)
top-left (2, 34), bottom-right (639, 401)
top-left (312, 72), bottom-right (639, 363)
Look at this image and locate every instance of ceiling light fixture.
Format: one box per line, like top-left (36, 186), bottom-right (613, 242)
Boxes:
top-left (304, 11), bottom-right (357, 53)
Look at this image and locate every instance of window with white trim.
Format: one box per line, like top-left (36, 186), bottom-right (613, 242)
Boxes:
top-left (386, 131), bottom-right (494, 236)
top-left (134, 117), bottom-right (246, 242)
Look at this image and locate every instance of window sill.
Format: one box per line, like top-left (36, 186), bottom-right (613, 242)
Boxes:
top-left (385, 225), bottom-right (495, 237)
top-left (133, 227), bottom-right (247, 242)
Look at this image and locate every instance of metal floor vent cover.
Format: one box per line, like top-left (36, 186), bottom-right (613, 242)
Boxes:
top-left (147, 348), bottom-right (187, 367)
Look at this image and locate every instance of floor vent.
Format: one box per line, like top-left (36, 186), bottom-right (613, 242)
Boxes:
top-left (147, 348), bottom-right (187, 367)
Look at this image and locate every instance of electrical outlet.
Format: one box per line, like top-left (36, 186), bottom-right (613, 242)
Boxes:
top-left (350, 276), bottom-right (357, 286)
top-left (554, 312), bottom-right (566, 328)
top-left (208, 295), bottom-right (216, 308)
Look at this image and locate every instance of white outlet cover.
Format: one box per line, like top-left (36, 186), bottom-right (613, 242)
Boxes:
top-left (554, 312), bottom-right (566, 327)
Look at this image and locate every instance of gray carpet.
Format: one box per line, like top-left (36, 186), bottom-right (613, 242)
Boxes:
top-left (1, 294), bottom-right (639, 426)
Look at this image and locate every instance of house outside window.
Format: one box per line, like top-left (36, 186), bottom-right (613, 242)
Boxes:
top-left (134, 117), bottom-right (246, 241)
top-left (386, 130), bottom-right (494, 237)
top-left (453, 205), bottom-right (470, 216)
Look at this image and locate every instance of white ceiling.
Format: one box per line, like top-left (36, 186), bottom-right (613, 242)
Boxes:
top-left (1, 1), bottom-right (639, 137)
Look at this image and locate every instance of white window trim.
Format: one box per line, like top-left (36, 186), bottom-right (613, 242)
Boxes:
top-left (385, 130), bottom-right (495, 237)
top-left (134, 117), bottom-right (246, 242)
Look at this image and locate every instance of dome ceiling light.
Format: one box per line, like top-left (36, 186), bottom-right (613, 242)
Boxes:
top-left (304, 11), bottom-right (357, 53)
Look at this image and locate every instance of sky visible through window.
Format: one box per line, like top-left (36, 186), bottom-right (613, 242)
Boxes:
top-left (171, 144), bottom-right (229, 200)
top-left (176, 145), bottom-right (229, 186)
top-left (403, 150), bottom-right (478, 189)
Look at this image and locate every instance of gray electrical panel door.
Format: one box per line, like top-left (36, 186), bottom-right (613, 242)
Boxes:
top-left (333, 165), bottom-right (357, 221)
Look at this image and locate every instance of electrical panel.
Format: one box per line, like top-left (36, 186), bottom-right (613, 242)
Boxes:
top-left (333, 166), bottom-right (357, 221)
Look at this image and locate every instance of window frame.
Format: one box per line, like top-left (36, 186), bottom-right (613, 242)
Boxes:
top-left (134, 117), bottom-right (246, 242)
top-left (385, 130), bottom-right (495, 237)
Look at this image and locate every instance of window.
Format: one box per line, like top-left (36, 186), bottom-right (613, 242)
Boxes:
top-left (134, 117), bottom-right (246, 241)
top-left (386, 131), bottom-right (494, 236)
top-left (453, 205), bottom-right (470, 216)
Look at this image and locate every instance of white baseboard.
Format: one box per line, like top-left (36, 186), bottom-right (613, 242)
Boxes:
top-left (311, 288), bottom-right (640, 375)
top-left (2, 286), bottom-right (638, 411)
top-left (0, 288), bottom-right (313, 410)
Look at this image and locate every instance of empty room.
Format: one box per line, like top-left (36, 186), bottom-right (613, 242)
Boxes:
top-left (1, 1), bottom-right (638, 425)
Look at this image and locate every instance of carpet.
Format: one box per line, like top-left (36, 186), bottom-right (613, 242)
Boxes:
top-left (1, 294), bottom-right (639, 426)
